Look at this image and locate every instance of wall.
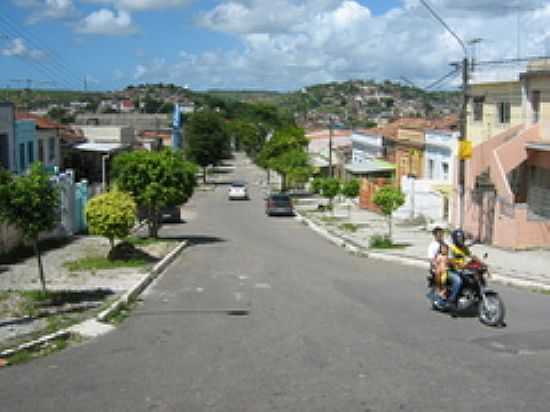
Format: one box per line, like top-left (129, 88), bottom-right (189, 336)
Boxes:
top-left (14, 120), bottom-right (38, 174)
top-left (75, 113), bottom-right (169, 133)
top-left (394, 176), bottom-right (449, 223)
top-left (359, 178), bottom-right (388, 211)
top-left (79, 126), bottom-right (135, 145)
top-left (468, 81), bottom-right (523, 146)
top-left (37, 129), bottom-right (61, 169)
top-left (0, 103), bottom-right (15, 171)
top-left (526, 76), bottom-right (550, 141)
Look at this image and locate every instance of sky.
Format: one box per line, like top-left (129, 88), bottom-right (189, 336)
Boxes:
top-left (1, 0), bottom-right (549, 92)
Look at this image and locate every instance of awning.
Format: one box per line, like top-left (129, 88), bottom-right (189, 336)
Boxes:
top-left (526, 143), bottom-right (550, 152)
top-left (75, 143), bottom-right (128, 153)
top-left (345, 160), bottom-right (395, 175)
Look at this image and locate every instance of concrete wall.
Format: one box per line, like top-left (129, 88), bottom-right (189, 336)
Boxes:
top-left (79, 126), bottom-right (135, 145)
top-left (0, 103), bottom-right (16, 171)
top-left (468, 82), bottom-right (523, 146)
top-left (14, 120), bottom-right (38, 174)
top-left (395, 176), bottom-right (449, 223)
top-left (75, 113), bottom-right (170, 133)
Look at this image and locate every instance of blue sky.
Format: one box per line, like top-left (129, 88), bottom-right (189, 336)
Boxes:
top-left (1, 1), bottom-right (549, 92)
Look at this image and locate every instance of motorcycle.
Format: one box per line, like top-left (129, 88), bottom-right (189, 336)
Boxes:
top-left (427, 256), bottom-right (506, 327)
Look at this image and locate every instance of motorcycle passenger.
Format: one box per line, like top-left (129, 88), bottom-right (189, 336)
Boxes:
top-left (446, 229), bottom-right (470, 311)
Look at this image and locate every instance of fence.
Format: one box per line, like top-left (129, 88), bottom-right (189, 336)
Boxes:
top-left (0, 169), bottom-right (96, 255)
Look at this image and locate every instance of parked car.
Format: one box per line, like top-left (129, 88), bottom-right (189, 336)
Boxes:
top-left (265, 193), bottom-right (294, 216)
top-left (228, 181), bottom-right (249, 200)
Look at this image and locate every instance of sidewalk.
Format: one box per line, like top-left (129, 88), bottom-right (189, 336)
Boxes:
top-left (295, 198), bottom-right (550, 291)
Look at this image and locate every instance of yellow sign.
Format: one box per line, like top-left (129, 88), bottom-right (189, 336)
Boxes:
top-left (459, 140), bottom-right (473, 160)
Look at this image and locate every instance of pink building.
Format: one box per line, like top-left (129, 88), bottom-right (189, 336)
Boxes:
top-left (457, 60), bottom-right (550, 249)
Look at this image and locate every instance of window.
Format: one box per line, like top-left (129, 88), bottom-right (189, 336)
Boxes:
top-left (27, 141), bottom-right (34, 164)
top-left (442, 162), bottom-right (449, 181)
top-left (531, 91), bottom-right (540, 123)
top-left (38, 140), bottom-right (44, 162)
top-left (497, 102), bottom-right (511, 124)
top-left (428, 159), bottom-right (434, 179)
top-left (473, 96), bottom-right (484, 122)
top-left (19, 143), bottom-right (25, 171)
top-left (48, 137), bottom-right (56, 162)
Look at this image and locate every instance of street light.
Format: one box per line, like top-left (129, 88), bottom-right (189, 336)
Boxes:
top-left (419, 0), bottom-right (469, 230)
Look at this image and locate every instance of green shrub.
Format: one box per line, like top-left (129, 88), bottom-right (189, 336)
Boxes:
top-left (369, 234), bottom-right (394, 249)
top-left (85, 191), bottom-right (137, 254)
top-left (311, 177), bottom-right (324, 194)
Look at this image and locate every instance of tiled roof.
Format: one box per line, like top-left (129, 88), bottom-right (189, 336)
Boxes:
top-left (365, 115), bottom-right (459, 140)
top-left (15, 112), bottom-right (61, 129)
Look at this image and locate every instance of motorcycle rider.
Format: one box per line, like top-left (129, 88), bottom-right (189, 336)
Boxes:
top-left (446, 229), bottom-right (472, 311)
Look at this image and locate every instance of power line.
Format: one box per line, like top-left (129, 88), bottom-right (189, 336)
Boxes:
top-left (419, 0), bottom-right (466, 55)
top-left (0, 13), bottom-right (84, 90)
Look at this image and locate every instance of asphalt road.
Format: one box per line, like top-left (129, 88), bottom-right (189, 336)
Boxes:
top-left (1, 154), bottom-right (550, 412)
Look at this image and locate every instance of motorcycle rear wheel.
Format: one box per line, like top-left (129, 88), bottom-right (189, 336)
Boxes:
top-left (479, 292), bottom-right (505, 327)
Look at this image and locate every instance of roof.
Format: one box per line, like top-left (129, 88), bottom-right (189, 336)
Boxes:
top-left (305, 129), bottom-right (353, 140)
top-left (75, 143), bottom-right (128, 153)
top-left (345, 160), bottom-right (396, 175)
top-left (526, 143), bottom-right (550, 152)
top-left (15, 112), bottom-right (61, 129)
top-left (363, 115), bottom-right (459, 141)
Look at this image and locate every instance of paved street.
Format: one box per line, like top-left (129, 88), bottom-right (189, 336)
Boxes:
top-left (1, 154), bottom-right (550, 411)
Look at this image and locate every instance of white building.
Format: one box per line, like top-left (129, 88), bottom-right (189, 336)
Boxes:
top-left (395, 128), bottom-right (459, 224)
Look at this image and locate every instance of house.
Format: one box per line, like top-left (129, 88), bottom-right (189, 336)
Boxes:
top-left (0, 102), bottom-right (16, 172)
top-left (16, 112), bottom-right (62, 172)
top-left (119, 99), bottom-right (135, 113)
top-left (395, 124), bottom-right (459, 223)
top-left (14, 119), bottom-right (38, 174)
top-left (306, 129), bottom-right (352, 179)
top-left (458, 58), bottom-right (550, 249)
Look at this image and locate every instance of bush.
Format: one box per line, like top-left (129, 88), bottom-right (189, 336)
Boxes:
top-left (369, 234), bottom-right (394, 249)
top-left (311, 177), bottom-right (324, 194)
top-left (86, 191), bottom-right (137, 254)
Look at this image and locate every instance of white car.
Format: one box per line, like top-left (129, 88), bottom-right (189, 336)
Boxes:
top-left (228, 182), bottom-right (249, 200)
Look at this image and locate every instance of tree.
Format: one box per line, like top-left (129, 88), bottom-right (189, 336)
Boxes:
top-left (321, 178), bottom-right (341, 209)
top-left (112, 149), bottom-right (197, 238)
top-left (184, 111), bottom-right (231, 183)
top-left (227, 120), bottom-right (264, 157)
top-left (0, 164), bottom-right (59, 292)
top-left (341, 179), bottom-right (360, 199)
top-left (85, 191), bottom-right (136, 255)
top-left (341, 179), bottom-right (360, 217)
top-left (311, 177), bottom-right (324, 194)
top-left (269, 149), bottom-right (312, 191)
top-left (372, 186), bottom-right (405, 241)
top-left (257, 126), bottom-right (309, 191)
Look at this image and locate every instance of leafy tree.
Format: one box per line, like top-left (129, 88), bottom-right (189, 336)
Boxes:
top-left (0, 164), bottom-right (59, 292)
top-left (341, 179), bottom-right (360, 199)
top-left (269, 149), bottom-right (312, 191)
top-left (184, 111), bottom-right (231, 183)
top-left (311, 177), bottom-right (324, 194)
top-left (321, 178), bottom-right (341, 209)
top-left (112, 149), bottom-right (197, 238)
top-left (257, 127), bottom-right (310, 191)
top-left (227, 120), bottom-right (264, 157)
top-left (373, 186), bottom-right (405, 241)
top-left (85, 191), bottom-right (137, 255)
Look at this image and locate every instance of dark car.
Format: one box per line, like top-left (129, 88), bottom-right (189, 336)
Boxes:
top-left (265, 193), bottom-right (294, 216)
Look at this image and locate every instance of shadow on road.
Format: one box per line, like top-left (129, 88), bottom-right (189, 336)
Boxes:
top-left (158, 235), bottom-right (226, 247)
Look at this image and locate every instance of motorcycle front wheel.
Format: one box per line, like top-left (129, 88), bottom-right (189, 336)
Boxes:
top-left (479, 292), bottom-right (505, 327)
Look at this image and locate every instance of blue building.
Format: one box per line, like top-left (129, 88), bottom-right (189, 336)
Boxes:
top-left (15, 119), bottom-right (38, 174)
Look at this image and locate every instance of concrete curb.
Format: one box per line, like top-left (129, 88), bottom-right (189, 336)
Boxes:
top-left (0, 240), bottom-right (189, 361)
top-left (0, 330), bottom-right (70, 358)
top-left (294, 210), bottom-right (550, 292)
top-left (97, 240), bottom-right (188, 322)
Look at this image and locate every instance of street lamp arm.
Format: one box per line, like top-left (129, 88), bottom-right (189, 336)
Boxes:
top-left (419, 0), bottom-right (467, 56)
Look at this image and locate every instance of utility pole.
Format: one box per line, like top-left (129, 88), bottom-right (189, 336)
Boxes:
top-left (420, 0), bottom-right (468, 229)
top-left (328, 116), bottom-right (334, 178)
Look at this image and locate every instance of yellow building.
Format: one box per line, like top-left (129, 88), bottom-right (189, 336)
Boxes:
top-left (467, 59), bottom-right (550, 144)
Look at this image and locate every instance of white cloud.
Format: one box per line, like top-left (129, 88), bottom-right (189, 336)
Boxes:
top-left (82, 0), bottom-right (193, 12)
top-left (173, 0), bottom-right (550, 90)
top-left (76, 9), bottom-right (137, 35)
top-left (1, 37), bottom-right (46, 59)
top-left (14, 0), bottom-right (78, 23)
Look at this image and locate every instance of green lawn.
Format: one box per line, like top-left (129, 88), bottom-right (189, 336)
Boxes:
top-left (63, 256), bottom-right (148, 272)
